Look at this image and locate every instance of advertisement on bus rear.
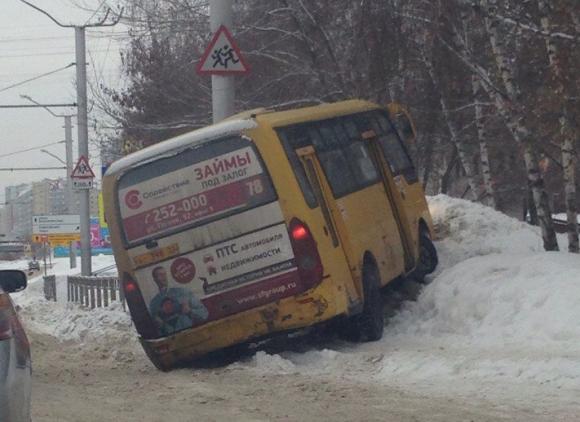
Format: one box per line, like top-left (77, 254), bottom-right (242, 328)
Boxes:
top-left (118, 146), bottom-right (274, 243)
top-left (135, 223), bottom-right (302, 336)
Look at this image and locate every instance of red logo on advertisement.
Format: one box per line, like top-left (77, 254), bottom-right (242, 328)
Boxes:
top-left (125, 190), bottom-right (142, 210)
top-left (170, 257), bottom-right (196, 284)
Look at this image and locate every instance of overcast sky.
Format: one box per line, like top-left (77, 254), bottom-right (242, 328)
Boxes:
top-left (0, 0), bottom-right (126, 203)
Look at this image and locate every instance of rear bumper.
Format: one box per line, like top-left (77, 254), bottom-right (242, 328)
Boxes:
top-left (140, 278), bottom-right (344, 370)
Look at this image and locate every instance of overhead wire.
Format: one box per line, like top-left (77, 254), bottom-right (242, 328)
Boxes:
top-left (0, 141), bottom-right (66, 160)
top-left (0, 32), bottom-right (127, 43)
top-left (84, 0), bottom-right (109, 26)
top-left (0, 63), bottom-right (75, 93)
top-left (0, 49), bottom-right (112, 59)
top-left (0, 35), bottom-right (71, 43)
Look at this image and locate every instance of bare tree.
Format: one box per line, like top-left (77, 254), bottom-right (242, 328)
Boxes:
top-left (537, 0), bottom-right (578, 252)
top-left (472, 75), bottom-right (496, 208)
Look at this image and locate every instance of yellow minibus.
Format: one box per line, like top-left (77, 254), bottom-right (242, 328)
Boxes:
top-left (102, 100), bottom-right (437, 370)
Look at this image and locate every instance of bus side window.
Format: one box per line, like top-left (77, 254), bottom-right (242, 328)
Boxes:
top-left (390, 112), bottom-right (415, 142)
top-left (340, 118), bottom-right (379, 184)
top-left (311, 124), bottom-right (357, 197)
top-left (311, 119), bottom-right (379, 197)
top-left (279, 128), bottom-right (319, 209)
top-left (372, 112), bottom-right (418, 183)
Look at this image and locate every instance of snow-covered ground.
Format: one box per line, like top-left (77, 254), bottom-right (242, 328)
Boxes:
top-left (0, 258), bottom-right (29, 271)
top-left (10, 254), bottom-right (130, 342)
top-left (238, 195), bottom-right (580, 408)
top-left (5, 195), bottom-right (580, 419)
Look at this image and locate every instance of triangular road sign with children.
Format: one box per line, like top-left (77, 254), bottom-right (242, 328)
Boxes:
top-left (197, 25), bottom-right (250, 75)
top-left (71, 155), bottom-right (95, 179)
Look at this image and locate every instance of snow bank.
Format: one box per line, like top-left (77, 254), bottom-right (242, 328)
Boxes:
top-left (428, 194), bottom-right (544, 267)
top-left (378, 251), bottom-right (580, 391)
top-left (245, 195), bottom-right (580, 401)
top-left (390, 252), bottom-right (580, 349)
top-left (10, 256), bottom-right (132, 344)
top-left (0, 259), bottom-right (29, 271)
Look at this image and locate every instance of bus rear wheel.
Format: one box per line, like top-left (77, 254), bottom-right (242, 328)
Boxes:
top-left (340, 263), bottom-right (384, 342)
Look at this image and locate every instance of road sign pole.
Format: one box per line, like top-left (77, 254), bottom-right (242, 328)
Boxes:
top-left (210, 0), bottom-right (234, 123)
top-left (75, 26), bottom-right (92, 275)
top-left (64, 115), bottom-right (75, 214)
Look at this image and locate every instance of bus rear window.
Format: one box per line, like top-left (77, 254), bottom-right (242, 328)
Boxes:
top-left (116, 136), bottom-right (276, 245)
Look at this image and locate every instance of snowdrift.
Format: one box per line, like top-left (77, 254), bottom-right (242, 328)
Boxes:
top-left (12, 255), bottom-right (132, 344)
top-left (247, 195), bottom-right (580, 397)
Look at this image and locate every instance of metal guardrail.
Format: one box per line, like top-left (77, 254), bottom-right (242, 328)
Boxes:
top-left (43, 275), bottom-right (57, 302)
top-left (67, 276), bottom-right (125, 310)
top-left (91, 264), bottom-right (118, 276)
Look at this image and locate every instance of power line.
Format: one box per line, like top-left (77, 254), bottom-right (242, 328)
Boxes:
top-left (85, 0), bottom-right (109, 26)
top-left (0, 141), bottom-right (65, 160)
top-left (0, 49), bottom-right (113, 59)
top-left (0, 32), bottom-right (127, 43)
top-left (0, 63), bottom-right (75, 93)
top-left (0, 35), bottom-right (71, 43)
top-left (0, 167), bottom-right (67, 172)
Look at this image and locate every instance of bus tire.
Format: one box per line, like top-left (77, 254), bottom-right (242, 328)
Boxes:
top-left (414, 230), bottom-right (438, 283)
top-left (356, 263), bottom-right (385, 342)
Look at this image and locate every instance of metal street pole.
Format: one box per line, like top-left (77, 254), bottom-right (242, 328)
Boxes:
top-left (64, 116), bottom-right (74, 214)
top-left (75, 26), bottom-right (91, 275)
top-left (64, 116), bottom-right (77, 270)
top-left (210, 0), bottom-right (234, 123)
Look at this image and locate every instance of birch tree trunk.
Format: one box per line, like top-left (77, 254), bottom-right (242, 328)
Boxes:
top-left (440, 146), bottom-right (459, 195)
top-left (480, 0), bottom-right (559, 251)
top-left (472, 75), bottom-right (496, 208)
top-left (423, 54), bottom-right (481, 200)
top-left (538, 0), bottom-right (579, 253)
top-left (478, 79), bottom-right (559, 250)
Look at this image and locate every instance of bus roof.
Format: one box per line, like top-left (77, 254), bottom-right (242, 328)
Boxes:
top-left (105, 119), bottom-right (257, 177)
top-left (105, 100), bottom-right (383, 177)
top-left (247, 99), bottom-right (380, 128)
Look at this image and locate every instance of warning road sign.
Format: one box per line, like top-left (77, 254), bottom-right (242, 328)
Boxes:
top-left (71, 155), bottom-right (95, 190)
top-left (197, 25), bottom-right (249, 75)
top-left (71, 155), bottom-right (95, 179)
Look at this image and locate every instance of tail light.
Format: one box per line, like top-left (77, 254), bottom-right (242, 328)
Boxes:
top-left (289, 218), bottom-right (323, 290)
top-left (122, 273), bottom-right (159, 339)
top-left (0, 293), bottom-right (14, 340)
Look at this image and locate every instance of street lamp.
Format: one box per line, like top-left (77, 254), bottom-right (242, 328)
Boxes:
top-left (19, 95), bottom-right (70, 118)
top-left (40, 149), bottom-right (66, 165)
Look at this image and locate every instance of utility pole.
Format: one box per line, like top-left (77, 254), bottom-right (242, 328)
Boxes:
top-left (18, 0), bottom-right (123, 275)
top-left (75, 26), bottom-right (92, 275)
top-left (64, 116), bottom-right (74, 214)
top-left (210, 0), bottom-right (234, 123)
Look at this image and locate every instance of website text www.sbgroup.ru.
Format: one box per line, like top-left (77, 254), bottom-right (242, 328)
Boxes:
top-left (236, 280), bottom-right (298, 305)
